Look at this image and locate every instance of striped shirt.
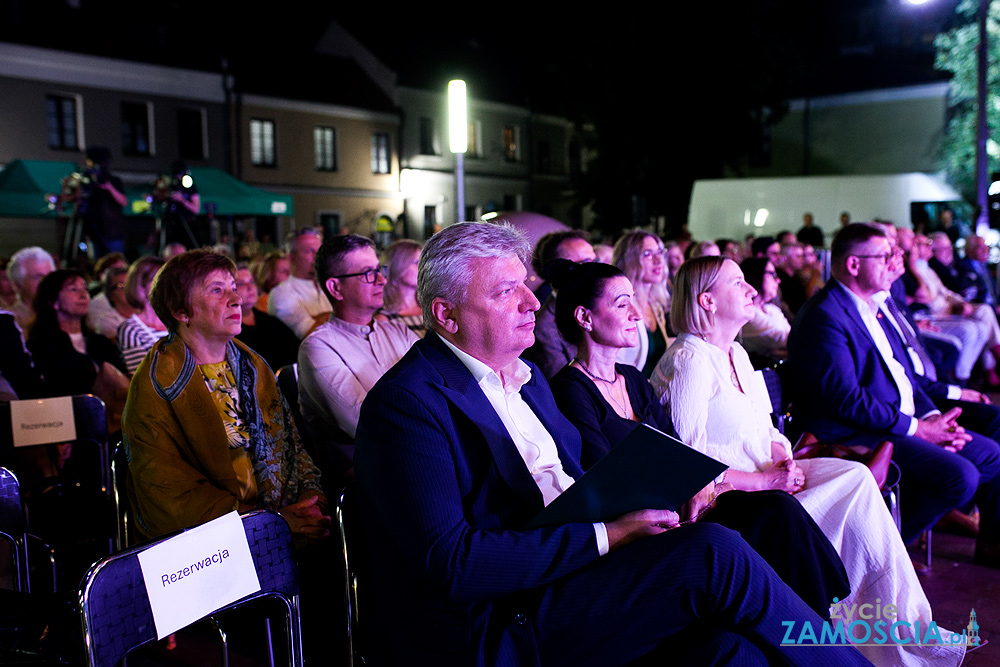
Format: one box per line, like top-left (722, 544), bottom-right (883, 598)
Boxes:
top-left (117, 314), bottom-right (169, 374)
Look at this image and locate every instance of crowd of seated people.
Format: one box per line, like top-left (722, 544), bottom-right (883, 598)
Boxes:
top-left (5, 211), bottom-right (1000, 665)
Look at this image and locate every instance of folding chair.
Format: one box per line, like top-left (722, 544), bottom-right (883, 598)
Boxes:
top-left (79, 509), bottom-right (303, 667)
top-left (0, 467), bottom-right (29, 591)
top-left (0, 395), bottom-right (115, 591)
top-left (277, 364), bottom-right (352, 498)
top-left (336, 484), bottom-right (368, 667)
top-left (110, 441), bottom-right (132, 552)
top-left (274, 365), bottom-right (304, 444)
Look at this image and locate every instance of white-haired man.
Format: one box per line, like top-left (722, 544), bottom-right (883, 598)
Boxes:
top-left (8, 246), bottom-right (56, 330)
top-left (354, 221), bottom-right (871, 666)
top-left (268, 228), bottom-right (330, 339)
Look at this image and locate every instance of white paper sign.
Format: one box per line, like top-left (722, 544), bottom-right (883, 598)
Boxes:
top-left (138, 511), bottom-right (261, 639)
top-left (9, 397), bottom-right (77, 447)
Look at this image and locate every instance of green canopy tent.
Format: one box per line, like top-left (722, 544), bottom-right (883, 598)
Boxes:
top-left (0, 160), bottom-right (293, 218)
top-left (123, 167), bottom-right (294, 217)
top-left (0, 160), bottom-right (293, 256)
top-left (188, 167), bottom-right (293, 217)
top-left (124, 167), bottom-right (294, 249)
top-left (0, 159), bottom-right (79, 217)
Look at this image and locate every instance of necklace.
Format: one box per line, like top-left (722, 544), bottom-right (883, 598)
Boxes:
top-left (575, 357), bottom-right (630, 418)
top-left (727, 351), bottom-right (742, 391)
top-left (574, 357), bottom-right (617, 383)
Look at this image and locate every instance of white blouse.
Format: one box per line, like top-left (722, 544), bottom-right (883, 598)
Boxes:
top-left (650, 333), bottom-right (791, 472)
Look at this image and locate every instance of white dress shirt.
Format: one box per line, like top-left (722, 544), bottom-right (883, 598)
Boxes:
top-left (298, 315), bottom-right (418, 439)
top-left (840, 281), bottom-right (931, 435)
top-left (878, 299), bottom-right (963, 401)
top-left (267, 276), bottom-right (331, 339)
top-left (440, 337), bottom-right (610, 555)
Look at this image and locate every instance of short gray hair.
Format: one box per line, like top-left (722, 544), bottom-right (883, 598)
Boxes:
top-left (8, 247), bottom-right (55, 285)
top-left (418, 222), bottom-right (530, 328)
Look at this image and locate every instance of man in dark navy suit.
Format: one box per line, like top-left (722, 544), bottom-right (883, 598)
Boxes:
top-left (354, 222), bottom-right (871, 666)
top-left (956, 235), bottom-right (1000, 311)
top-left (790, 223), bottom-right (1000, 563)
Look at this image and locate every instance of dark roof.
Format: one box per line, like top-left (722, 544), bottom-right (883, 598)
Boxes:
top-left (233, 53), bottom-right (397, 113)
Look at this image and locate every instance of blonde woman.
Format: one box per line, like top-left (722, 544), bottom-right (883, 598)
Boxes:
top-left (652, 256), bottom-right (963, 667)
top-left (380, 239), bottom-right (425, 337)
top-left (613, 230), bottom-right (671, 376)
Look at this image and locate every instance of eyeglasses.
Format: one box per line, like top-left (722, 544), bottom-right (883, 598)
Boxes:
top-left (641, 249), bottom-right (664, 259)
top-left (332, 265), bottom-right (387, 284)
top-left (854, 253), bottom-right (894, 264)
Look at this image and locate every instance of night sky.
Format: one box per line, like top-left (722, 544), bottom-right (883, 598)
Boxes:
top-left (0, 0), bottom-right (968, 231)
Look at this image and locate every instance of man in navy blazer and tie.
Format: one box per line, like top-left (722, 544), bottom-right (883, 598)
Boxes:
top-left (354, 222), bottom-right (871, 666)
top-left (790, 223), bottom-right (1000, 563)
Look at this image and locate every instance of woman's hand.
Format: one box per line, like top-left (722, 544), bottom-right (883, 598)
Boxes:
top-left (760, 459), bottom-right (805, 494)
top-left (279, 494), bottom-right (332, 542)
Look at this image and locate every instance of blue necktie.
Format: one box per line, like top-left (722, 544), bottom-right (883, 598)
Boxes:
top-left (879, 299), bottom-right (937, 382)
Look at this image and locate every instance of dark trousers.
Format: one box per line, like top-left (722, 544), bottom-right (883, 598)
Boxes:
top-left (848, 425), bottom-right (1000, 544)
top-left (529, 523), bottom-right (871, 667)
top-left (703, 490), bottom-right (849, 619)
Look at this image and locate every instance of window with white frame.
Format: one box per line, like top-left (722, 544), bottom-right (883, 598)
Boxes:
top-left (121, 101), bottom-right (153, 156)
top-left (46, 94), bottom-right (80, 151)
top-left (250, 118), bottom-right (276, 167)
top-left (467, 120), bottom-right (483, 158)
top-left (371, 132), bottom-right (390, 174)
top-left (314, 126), bottom-right (337, 171)
top-left (502, 125), bottom-right (521, 162)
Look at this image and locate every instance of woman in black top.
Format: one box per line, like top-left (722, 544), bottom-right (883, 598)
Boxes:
top-left (546, 259), bottom-right (849, 619)
top-left (28, 269), bottom-right (127, 398)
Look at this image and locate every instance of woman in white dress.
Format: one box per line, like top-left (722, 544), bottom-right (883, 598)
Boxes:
top-left (651, 256), bottom-right (964, 667)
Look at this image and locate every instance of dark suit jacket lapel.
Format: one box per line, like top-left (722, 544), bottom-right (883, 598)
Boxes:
top-left (829, 281), bottom-right (926, 403)
top-left (520, 373), bottom-right (585, 480)
top-left (421, 333), bottom-right (545, 509)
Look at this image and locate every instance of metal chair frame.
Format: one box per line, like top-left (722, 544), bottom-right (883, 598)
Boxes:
top-left (0, 467), bottom-right (29, 591)
top-left (78, 509), bottom-right (303, 667)
top-left (0, 395), bottom-right (114, 591)
top-left (336, 484), bottom-right (367, 667)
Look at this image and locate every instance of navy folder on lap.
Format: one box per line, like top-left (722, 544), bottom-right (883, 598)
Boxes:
top-left (526, 423), bottom-right (729, 527)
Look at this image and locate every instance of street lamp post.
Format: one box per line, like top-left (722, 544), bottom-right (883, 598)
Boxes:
top-left (449, 80), bottom-right (468, 223)
top-left (975, 0), bottom-right (989, 233)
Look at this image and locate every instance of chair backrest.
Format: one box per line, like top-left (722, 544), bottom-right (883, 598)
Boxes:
top-left (0, 467), bottom-right (27, 591)
top-left (79, 509), bottom-right (303, 667)
top-left (277, 364), bottom-right (352, 497)
top-left (275, 365), bottom-right (301, 429)
top-left (0, 395), bottom-right (111, 497)
top-left (110, 441), bottom-right (131, 552)
top-left (336, 483), bottom-right (368, 667)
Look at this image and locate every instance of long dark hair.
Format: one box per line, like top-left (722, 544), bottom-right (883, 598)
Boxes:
top-left (31, 269), bottom-right (90, 338)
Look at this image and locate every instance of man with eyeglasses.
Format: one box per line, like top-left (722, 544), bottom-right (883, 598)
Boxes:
top-left (268, 228), bottom-right (331, 339)
top-left (524, 230), bottom-right (597, 378)
top-left (790, 223), bottom-right (1000, 565)
top-left (297, 234), bottom-right (418, 486)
